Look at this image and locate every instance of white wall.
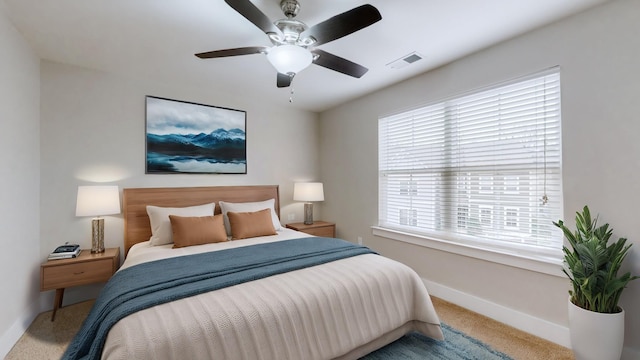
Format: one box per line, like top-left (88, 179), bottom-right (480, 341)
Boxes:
top-left (320, 0), bottom-right (640, 356)
top-left (39, 60), bottom-right (321, 305)
top-left (0, 3), bottom-right (41, 358)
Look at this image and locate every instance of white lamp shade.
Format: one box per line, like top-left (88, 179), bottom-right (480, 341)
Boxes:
top-left (76, 185), bottom-right (121, 217)
top-left (293, 182), bottom-right (324, 202)
top-left (267, 45), bottom-right (313, 74)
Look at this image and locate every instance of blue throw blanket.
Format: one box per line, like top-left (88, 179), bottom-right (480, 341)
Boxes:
top-left (62, 237), bottom-right (376, 360)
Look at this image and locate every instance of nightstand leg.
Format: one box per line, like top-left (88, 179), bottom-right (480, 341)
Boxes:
top-left (51, 288), bottom-right (64, 321)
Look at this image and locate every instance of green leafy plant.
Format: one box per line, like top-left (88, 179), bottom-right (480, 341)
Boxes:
top-left (554, 206), bottom-right (638, 313)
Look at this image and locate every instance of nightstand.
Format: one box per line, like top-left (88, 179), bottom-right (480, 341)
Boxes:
top-left (286, 221), bottom-right (336, 237)
top-left (41, 247), bottom-right (120, 321)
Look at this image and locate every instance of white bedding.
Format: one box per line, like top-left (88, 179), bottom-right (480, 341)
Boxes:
top-left (102, 230), bottom-right (443, 360)
top-left (121, 228), bottom-right (311, 270)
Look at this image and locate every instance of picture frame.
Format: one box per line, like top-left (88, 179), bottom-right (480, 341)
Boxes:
top-left (145, 96), bottom-right (247, 174)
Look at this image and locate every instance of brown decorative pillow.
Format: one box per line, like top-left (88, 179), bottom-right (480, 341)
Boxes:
top-left (227, 208), bottom-right (278, 240)
top-left (169, 214), bottom-right (228, 248)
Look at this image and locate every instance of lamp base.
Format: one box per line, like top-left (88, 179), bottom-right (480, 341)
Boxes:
top-left (91, 218), bottom-right (105, 253)
top-left (303, 203), bottom-right (314, 225)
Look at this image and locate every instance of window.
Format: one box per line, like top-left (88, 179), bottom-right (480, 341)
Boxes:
top-left (378, 69), bottom-right (562, 262)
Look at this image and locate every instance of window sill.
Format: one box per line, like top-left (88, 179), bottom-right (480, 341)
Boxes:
top-left (371, 226), bottom-right (565, 277)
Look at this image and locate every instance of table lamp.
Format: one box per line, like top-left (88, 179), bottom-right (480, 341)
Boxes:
top-left (75, 185), bottom-right (121, 253)
top-left (293, 182), bottom-right (324, 225)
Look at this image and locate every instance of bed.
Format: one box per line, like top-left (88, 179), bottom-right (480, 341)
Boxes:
top-left (64, 185), bottom-right (443, 360)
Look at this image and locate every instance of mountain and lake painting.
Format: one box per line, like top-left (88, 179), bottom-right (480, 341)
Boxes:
top-left (146, 96), bottom-right (246, 174)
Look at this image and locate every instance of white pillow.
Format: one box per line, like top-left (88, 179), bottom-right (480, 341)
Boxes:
top-left (146, 203), bottom-right (215, 246)
top-left (219, 199), bottom-right (282, 235)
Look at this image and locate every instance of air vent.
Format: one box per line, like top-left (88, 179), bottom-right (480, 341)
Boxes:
top-left (386, 52), bottom-right (423, 69)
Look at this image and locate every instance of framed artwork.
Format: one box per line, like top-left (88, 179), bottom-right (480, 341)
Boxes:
top-left (145, 96), bottom-right (247, 174)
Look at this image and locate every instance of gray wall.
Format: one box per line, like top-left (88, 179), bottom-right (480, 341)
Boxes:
top-left (0, 3), bottom-right (41, 357)
top-left (39, 60), bottom-right (322, 305)
top-left (319, 0), bottom-right (640, 356)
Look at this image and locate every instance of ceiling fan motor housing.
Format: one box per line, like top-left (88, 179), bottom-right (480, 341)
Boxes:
top-left (273, 19), bottom-right (311, 46)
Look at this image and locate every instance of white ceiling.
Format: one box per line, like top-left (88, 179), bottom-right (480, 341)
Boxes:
top-left (4, 0), bottom-right (608, 112)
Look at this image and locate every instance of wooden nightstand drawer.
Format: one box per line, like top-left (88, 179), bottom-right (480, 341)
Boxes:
top-left (302, 226), bottom-right (335, 237)
top-left (286, 221), bottom-right (336, 238)
top-left (41, 259), bottom-right (113, 290)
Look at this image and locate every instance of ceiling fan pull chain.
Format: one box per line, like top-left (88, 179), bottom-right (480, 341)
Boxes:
top-left (289, 88), bottom-right (295, 103)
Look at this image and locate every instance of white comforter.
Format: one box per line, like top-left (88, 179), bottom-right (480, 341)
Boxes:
top-left (102, 230), bottom-right (443, 360)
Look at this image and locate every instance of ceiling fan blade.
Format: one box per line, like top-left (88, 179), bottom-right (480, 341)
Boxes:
top-left (224, 0), bottom-right (282, 36)
top-left (311, 49), bottom-right (368, 78)
top-left (302, 4), bottom-right (381, 47)
top-left (277, 73), bottom-right (293, 88)
top-left (195, 47), bottom-right (268, 59)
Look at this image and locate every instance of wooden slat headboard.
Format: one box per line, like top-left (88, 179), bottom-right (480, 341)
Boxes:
top-left (123, 185), bottom-right (280, 256)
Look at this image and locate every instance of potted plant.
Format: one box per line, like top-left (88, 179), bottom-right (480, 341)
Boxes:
top-left (554, 206), bottom-right (638, 360)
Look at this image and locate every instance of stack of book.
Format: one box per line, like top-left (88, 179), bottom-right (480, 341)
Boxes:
top-left (48, 244), bottom-right (81, 260)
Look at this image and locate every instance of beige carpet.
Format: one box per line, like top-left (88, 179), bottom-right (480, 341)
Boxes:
top-left (6, 297), bottom-right (574, 359)
top-left (5, 300), bottom-right (94, 360)
top-left (431, 297), bottom-right (574, 360)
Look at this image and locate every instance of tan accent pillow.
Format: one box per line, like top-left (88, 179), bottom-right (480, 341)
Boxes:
top-left (169, 214), bottom-right (228, 248)
top-left (219, 199), bottom-right (282, 235)
top-left (227, 208), bottom-right (278, 240)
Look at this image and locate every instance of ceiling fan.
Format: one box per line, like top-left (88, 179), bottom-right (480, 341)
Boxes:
top-left (195, 0), bottom-right (382, 88)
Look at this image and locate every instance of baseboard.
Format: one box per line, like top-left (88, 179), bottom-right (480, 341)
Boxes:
top-left (0, 299), bottom-right (42, 359)
top-left (423, 278), bottom-right (571, 348)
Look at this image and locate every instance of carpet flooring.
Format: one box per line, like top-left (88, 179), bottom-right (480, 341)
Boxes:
top-left (5, 296), bottom-right (574, 359)
top-left (431, 297), bottom-right (574, 360)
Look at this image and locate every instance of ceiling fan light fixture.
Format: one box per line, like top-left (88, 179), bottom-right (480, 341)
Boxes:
top-left (300, 36), bottom-right (316, 46)
top-left (267, 44), bottom-right (312, 74)
top-left (198, 1), bottom-right (382, 88)
top-left (268, 32), bottom-right (282, 43)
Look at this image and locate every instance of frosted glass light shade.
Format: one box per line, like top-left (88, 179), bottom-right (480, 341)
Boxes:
top-left (293, 182), bottom-right (324, 202)
top-left (267, 45), bottom-right (312, 74)
top-left (76, 185), bottom-right (121, 217)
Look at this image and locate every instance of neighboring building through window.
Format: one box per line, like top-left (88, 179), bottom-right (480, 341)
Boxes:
top-left (378, 68), bottom-right (563, 260)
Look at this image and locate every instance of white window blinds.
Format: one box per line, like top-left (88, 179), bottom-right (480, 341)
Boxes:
top-left (378, 69), bottom-right (562, 258)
